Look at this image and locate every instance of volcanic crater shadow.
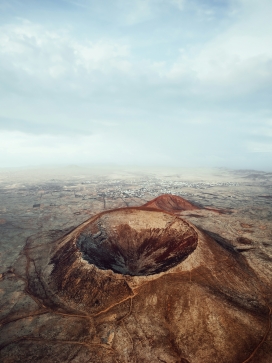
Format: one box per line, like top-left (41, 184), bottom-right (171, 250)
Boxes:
top-left (76, 209), bottom-right (198, 276)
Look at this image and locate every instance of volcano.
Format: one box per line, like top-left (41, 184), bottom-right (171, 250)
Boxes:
top-left (0, 197), bottom-right (271, 363)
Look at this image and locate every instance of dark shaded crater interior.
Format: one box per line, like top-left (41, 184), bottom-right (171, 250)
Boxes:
top-left (76, 210), bottom-right (198, 276)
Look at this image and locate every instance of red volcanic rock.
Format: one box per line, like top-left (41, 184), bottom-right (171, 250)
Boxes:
top-left (144, 194), bottom-right (233, 215)
top-left (143, 194), bottom-right (200, 213)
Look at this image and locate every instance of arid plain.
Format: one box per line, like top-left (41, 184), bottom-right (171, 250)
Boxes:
top-left (0, 166), bottom-right (271, 362)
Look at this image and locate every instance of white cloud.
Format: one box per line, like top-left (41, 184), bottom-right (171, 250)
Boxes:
top-left (168, 0), bottom-right (272, 95)
top-left (0, 20), bottom-right (131, 80)
top-left (247, 120), bottom-right (272, 138)
top-left (0, 130), bottom-right (171, 167)
top-left (123, 0), bottom-right (153, 25)
top-left (2, 1), bottom-right (272, 98)
top-left (0, 1), bottom-right (272, 170)
top-left (74, 40), bottom-right (131, 73)
top-left (247, 141), bottom-right (272, 153)
top-left (169, 0), bottom-right (185, 11)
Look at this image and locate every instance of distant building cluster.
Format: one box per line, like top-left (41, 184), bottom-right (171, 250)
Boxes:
top-left (81, 178), bottom-right (240, 200)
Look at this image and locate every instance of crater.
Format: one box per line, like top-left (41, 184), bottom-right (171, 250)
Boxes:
top-left (76, 208), bottom-right (198, 276)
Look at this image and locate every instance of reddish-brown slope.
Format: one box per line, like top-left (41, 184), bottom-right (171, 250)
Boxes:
top-left (143, 194), bottom-right (200, 213)
top-left (143, 194), bottom-right (232, 215)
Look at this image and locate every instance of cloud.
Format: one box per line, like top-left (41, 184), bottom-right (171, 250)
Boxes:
top-left (4, 1), bottom-right (271, 96)
top-left (63, 0), bottom-right (88, 8)
top-left (170, 0), bottom-right (185, 10)
top-left (0, 0), bottom-right (272, 170)
top-left (0, 130), bottom-right (172, 167)
top-left (167, 0), bottom-right (272, 98)
top-left (120, 0), bottom-right (154, 25)
top-left (247, 141), bottom-right (272, 153)
top-left (1, 7), bottom-right (271, 105)
top-left (0, 20), bottom-right (131, 78)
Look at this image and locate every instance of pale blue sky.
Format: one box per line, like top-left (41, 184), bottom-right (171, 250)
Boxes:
top-left (0, 0), bottom-right (272, 170)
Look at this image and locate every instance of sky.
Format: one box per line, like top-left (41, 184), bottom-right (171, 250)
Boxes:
top-left (0, 0), bottom-right (272, 170)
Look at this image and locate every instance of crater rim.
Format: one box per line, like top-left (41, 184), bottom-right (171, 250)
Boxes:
top-left (75, 207), bottom-right (198, 276)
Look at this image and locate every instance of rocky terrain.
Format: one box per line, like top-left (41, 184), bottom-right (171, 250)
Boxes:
top-left (0, 167), bottom-right (271, 362)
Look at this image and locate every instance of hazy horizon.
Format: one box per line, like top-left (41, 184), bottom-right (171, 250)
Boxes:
top-left (1, 0), bottom-right (272, 171)
top-left (0, 164), bottom-right (271, 175)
